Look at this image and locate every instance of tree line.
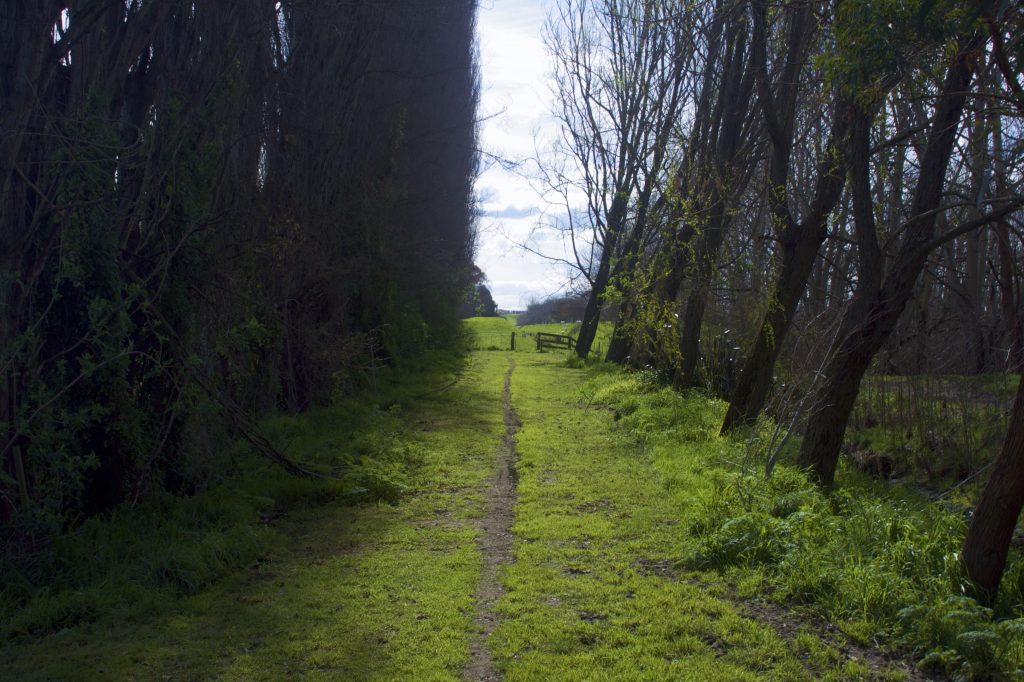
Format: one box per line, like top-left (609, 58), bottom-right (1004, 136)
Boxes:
top-left (544, 0), bottom-right (1023, 598)
top-left (1, 2), bottom-right (479, 539)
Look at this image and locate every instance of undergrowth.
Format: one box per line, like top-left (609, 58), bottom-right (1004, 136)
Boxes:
top-left (583, 367), bottom-right (1024, 681)
top-left (847, 374), bottom-right (1019, 485)
top-left (0, 347), bottom-right (466, 641)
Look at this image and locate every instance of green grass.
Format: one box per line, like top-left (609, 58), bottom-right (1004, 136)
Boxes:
top-left (0, 348), bottom-right (469, 641)
top-left (464, 315), bottom-right (516, 350)
top-left (0, 350), bottom-right (509, 680)
top-left (581, 368), bottom-right (1024, 680)
top-left (515, 320), bottom-right (615, 358)
top-left (7, 330), bottom-right (1016, 680)
top-left (847, 373), bottom-right (1021, 487)
top-left (464, 316), bottom-right (614, 356)
top-left (490, 354), bottom-right (899, 681)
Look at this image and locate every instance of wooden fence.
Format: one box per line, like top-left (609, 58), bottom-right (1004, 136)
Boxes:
top-left (535, 332), bottom-right (576, 351)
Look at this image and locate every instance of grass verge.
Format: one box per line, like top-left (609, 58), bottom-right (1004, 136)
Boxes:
top-left (0, 350), bottom-right (509, 680)
top-left (582, 366), bottom-right (1024, 680)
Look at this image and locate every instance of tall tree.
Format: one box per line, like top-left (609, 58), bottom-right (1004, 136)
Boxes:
top-left (0, 0), bottom-right (481, 527)
top-left (544, 0), bottom-right (692, 359)
top-left (720, 0), bottom-right (851, 429)
top-left (963, 373), bottom-right (1024, 600)
top-left (672, 0), bottom-right (758, 388)
top-left (796, 29), bottom-right (988, 486)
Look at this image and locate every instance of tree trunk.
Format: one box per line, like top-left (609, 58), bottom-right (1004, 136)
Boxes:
top-left (675, 200), bottom-right (728, 388)
top-left (674, 7), bottom-right (755, 387)
top-left (796, 33), bottom-right (984, 487)
top-left (603, 175), bottom-right (659, 365)
top-left (576, 195), bottom-right (628, 358)
top-left (576, 260), bottom-right (610, 357)
top-left (721, 225), bottom-right (830, 430)
top-left (605, 302), bottom-right (633, 363)
top-left (963, 373), bottom-right (1024, 601)
top-left (722, 106), bottom-right (848, 432)
top-left (992, 112), bottom-right (1024, 372)
top-left (995, 219), bottom-right (1023, 372)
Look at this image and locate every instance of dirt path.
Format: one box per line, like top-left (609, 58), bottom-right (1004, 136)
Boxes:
top-left (464, 359), bottom-right (520, 682)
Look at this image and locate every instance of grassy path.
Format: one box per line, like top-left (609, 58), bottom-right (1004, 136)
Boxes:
top-left (3, 353), bottom-right (510, 681)
top-left (488, 353), bottom-right (904, 682)
top-left (3, 349), bottom-right (919, 680)
top-left (465, 360), bottom-right (520, 681)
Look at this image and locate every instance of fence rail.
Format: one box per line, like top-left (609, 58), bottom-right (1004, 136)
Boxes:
top-left (535, 332), bottom-right (576, 351)
top-left (467, 330), bottom-right (578, 353)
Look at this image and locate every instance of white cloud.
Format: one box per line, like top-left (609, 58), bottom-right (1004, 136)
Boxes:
top-left (475, 0), bottom-right (571, 309)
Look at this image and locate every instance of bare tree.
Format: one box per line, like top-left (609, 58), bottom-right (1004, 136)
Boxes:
top-left (615, 0), bottom-right (761, 383)
top-left (796, 30), bottom-right (992, 486)
top-left (719, 0), bottom-right (851, 427)
top-left (544, 0), bottom-right (693, 358)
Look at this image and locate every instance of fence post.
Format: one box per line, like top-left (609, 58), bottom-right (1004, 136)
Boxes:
top-left (510, 332), bottom-right (516, 351)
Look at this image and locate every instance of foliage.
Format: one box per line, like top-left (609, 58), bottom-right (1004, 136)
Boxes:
top-left (582, 364), bottom-right (1024, 679)
top-left (0, 346), bottom-right (469, 642)
top-left (1, 350), bottom-right (506, 680)
top-left (490, 353), bottom-right (889, 681)
top-left (847, 374), bottom-right (1019, 485)
top-left (0, 1), bottom-right (480, 556)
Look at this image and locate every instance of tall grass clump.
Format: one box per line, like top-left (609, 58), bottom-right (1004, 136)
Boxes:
top-left (685, 462), bottom-right (1024, 680)
top-left (581, 364), bottom-right (1024, 680)
top-left (0, 486), bottom-right (274, 639)
top-left (848, 374), bottom-right (1018, 484)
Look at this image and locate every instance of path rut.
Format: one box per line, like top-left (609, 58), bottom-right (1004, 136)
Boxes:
top-left (464, 359), bottom-right (520, 682)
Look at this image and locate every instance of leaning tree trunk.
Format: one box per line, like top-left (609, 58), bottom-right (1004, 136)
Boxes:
top-left (674, 10), bottom-right (754, 388)
top-left (576, 257), bottom-right (612, 358)
top-left (796, 33), bottom-right (983, 487)
top-left (576, 195), bottom-right (628, 358)
top-left (992, 112), bottom-right (1024, 372)
top-left (605, 301), bottom-right (634, 363)
top-left (675, 198), bottom-right (729, 388)
top-left (604, 227), bottom-right (647, 364)
top-left (963, 373), bottom-right (1024, 601)
top-left (721, 102), bottom-right (849, 433)
top-left (995, 218), bottom-right (1024, 372)
top-left (721, 222), bottom-right (832, 431)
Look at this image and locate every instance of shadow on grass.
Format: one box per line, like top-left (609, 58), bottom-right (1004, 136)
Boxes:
top-left (3, 350), bottom-right (511, 681)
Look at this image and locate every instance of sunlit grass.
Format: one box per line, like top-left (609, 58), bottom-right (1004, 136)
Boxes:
top-left (7, 343), bottom-right (1013, 680)
top-left (491, 354), bottom-right (889, 681)
top-left (0, 352), bottom-right (510, 680)
top-left (463, 316), bottom-right (516, 350)
top-left (514, 320), bottom-right (615, 358)
top-left (582, 365), bottom-right (1024, 680)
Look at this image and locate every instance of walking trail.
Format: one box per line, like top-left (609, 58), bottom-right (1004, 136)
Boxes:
top-left (3, 350), bottom-right (930, 681)
top-left (464, 359), bottom-right (520, 681)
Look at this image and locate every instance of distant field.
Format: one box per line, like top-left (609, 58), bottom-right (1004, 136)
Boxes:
top-left (463, 316), bottom-right (515, 350)
top-left (463, 317), bottom-right (615, 356)
top-left (516, 320), bottom-right (615, 357)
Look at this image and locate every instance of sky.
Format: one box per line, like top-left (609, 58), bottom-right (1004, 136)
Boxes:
top-left (475, 0), bottom-right (570, 310)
